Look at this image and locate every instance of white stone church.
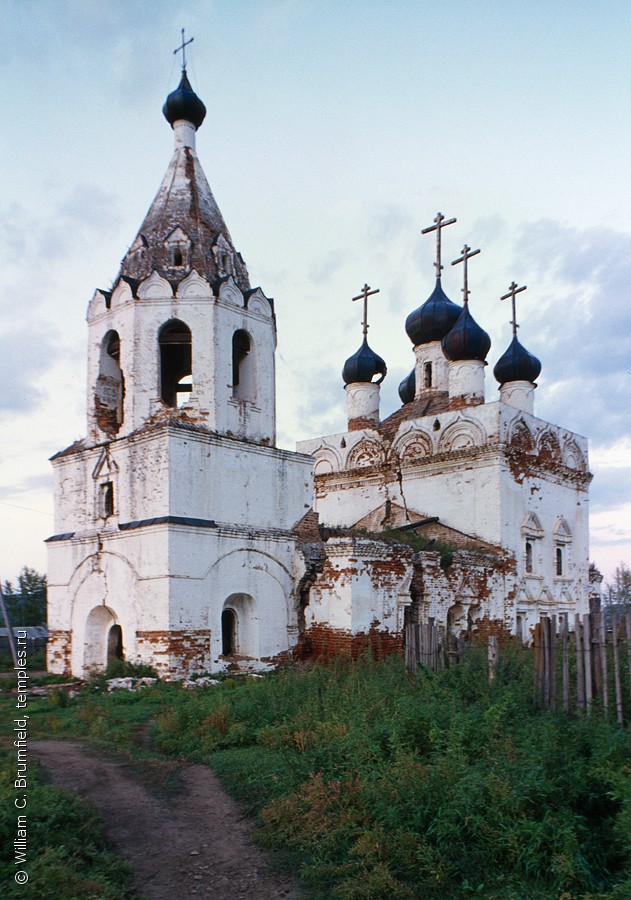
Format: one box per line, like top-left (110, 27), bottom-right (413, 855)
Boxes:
top-left (47, 70), bottom-right (592, 678)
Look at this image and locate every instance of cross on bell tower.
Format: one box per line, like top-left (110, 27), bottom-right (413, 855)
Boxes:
top-left (422, 212), bottom-right (457, 280)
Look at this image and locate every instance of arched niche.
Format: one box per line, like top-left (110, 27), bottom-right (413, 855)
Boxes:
top-left (222, 593), bottom-right (257, 658)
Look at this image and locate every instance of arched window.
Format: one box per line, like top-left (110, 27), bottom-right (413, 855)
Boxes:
top-left (424, 362), bottom-right (432, 388)
top-left (159, 320), bottom-right (192, 408)
top-left (101, 481), bottom-right (114, 518)
top-left (556, 547), bottom-right (563, 576)
top-left (232, 330), bottom-right (254, 400)
top-left (173, 247), bottom-right (183, 266)
top-left (525, 541), bottom-right (533, 573)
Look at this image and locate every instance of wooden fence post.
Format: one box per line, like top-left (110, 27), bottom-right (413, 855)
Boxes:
top-left (488, 635), bottom-right (499, 684)
top-left (612, 614), bottom-right (624, 727)
top-left (599, 611), bottom-right (609, 715)
top-left (583, 613), bottom-right (593, 714)
top-left (575, 614), bottom-right (585, 712)
top-left (550, 615), bottom-right (557, 710)
top-left (543, 616), bottom-right (551, 708)
top-left (561, 614), bottom-right (569, 712)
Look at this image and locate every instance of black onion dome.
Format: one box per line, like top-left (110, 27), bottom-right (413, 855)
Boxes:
top-left (398, 368), bottom-right (415, 404)
top-left (405, 280), bottom-right (462, 346)
top-left (163, 70), bottom-right (207, 129)
top-left (342, 339), bottom-right (387, 385)
top-left (442, 305), bottom-right (491, 362)
top-left (493, 335), bottom-right (541, 386)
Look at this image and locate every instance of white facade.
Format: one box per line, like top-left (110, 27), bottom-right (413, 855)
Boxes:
top-left (298, 358), bottom-right (591, 638)
top-left (47, 72), bottom-right (592, 676)
top-left (48, 72), bottom-right (314, 678)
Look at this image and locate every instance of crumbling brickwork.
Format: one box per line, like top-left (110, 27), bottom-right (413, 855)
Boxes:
top-left (47, 630), bottom-right (72, 676)
top-left (136, 629), bottom-right (212, 678)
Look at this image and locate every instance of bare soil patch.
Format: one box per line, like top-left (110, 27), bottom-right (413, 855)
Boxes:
top-left (31, 740), bottom-right (300, 899)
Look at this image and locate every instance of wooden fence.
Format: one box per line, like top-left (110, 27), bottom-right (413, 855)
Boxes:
top-left (405, 611), bottom-right (631, 726)
top-left (533, 612), bottom-right (631, 725)
top-left (404, 621), bottom-right (465, 673)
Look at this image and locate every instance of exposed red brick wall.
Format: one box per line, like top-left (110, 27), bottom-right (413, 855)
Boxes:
top-left (136, 629), bottom-right (212, 677)
top-left (448, 395), bottom-right (484, 410)
top-left (297, 622), bottom-right (403, 663)
top-left (348, 416), bottom-right (378, 431)
top-left (292, 508), bottom-right (322, 543)
top-left (47, 630), bottom-right (72, 675)
top-left (468, 616), bottom-right (513, 643)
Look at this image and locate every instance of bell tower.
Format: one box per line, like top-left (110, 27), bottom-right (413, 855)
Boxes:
top-left (86, 67), bottom-right (276, 446)
top-left (47, 57), bottom-right (313, 678)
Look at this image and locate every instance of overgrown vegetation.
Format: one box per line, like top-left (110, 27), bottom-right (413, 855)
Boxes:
top-left (359, 527), bottom-right (457, 569)
top-left (0, 746), bottom-right (135, 898)
top-left (4, 648), bottom-right (629, 898)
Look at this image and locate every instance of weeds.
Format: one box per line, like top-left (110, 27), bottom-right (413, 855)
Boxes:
top-left (1, 649), bottom-right (629, 897)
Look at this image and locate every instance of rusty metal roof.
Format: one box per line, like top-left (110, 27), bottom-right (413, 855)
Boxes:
top-left (115, 78), bottom-right (250, 293)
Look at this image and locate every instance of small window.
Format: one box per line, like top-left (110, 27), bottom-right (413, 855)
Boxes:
top-left (525, 541), bottom-right (533, 573)
top-left (556, 547), bottom-right (563, 576)
top-left (424, 362), bottom-right (432, 388)
top-left (173, 247), bottom-right (183, 266)
top-left (101, 482), bottom-right (114, 518)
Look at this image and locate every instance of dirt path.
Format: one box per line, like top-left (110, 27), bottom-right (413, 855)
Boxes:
top-left (31, 740), bottom-right (300, 899)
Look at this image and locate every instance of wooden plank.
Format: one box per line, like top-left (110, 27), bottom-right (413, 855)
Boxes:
top-left (593, 612), bottom-right (603, 700)
top-left (542, 616), bottom-right (551, 708)
top-left (599, 611), bottom-right (609, 714)
top-left (550, 615), bottom-right (557, 710)
top-left (561, 614), bottom-right (570, 713)
top-left (533, 621), bottom-right (542, 703)
top-left (488, 635), bottom-right (499, 684)
top-left (612, 614), bottom-right (624, 727)
top-left (584, 613), bottom-right (593, 714)
top-left (575, 614), bottom-right (585, 711)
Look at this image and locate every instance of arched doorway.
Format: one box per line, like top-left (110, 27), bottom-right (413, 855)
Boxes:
top-left (221, 594), bottom-right (257, 659)
top-left (107, 624), bottom-right (124, 664)
top-left (84, 606), bottom-right (120, 672)
top-left (221, 609), bottom-right (237, 656)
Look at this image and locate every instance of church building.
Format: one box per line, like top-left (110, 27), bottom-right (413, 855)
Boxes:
top-left (47, 67), bottom-right (592, 678)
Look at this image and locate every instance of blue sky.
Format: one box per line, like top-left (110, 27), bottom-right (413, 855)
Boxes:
top-left (1, 0), bottom-right (630, 585)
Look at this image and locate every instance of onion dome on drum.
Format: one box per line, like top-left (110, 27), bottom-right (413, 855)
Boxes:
top-left (405, 280), bottom-right (462, 346)
top-left (442, 304), bottom-right (491, 362)
top-left (163, 70), bottom-right (207, 129)
top-left (493, 336), bottom-right (541, 386)
top-left (398, 368), bottom-right (415, 404)
top-left (342, 339), bottom-right (387, 385)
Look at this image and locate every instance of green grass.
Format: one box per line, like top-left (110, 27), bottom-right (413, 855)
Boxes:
top-left (1, 649), bottom-right (629, 898)
top-left (0, 746), bottom-right (136, 898)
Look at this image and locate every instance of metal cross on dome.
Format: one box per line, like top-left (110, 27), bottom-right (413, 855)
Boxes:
top-left (352, 283), bottom-right (380, 338)
top-left (422, 212), bottom-right (457, 279)
top-left (500, 281), bottom-right (528, 337)
top-left (173, 28), bottom-right (194, 71)
top-left (451, 244), bottom-right (481, 305)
